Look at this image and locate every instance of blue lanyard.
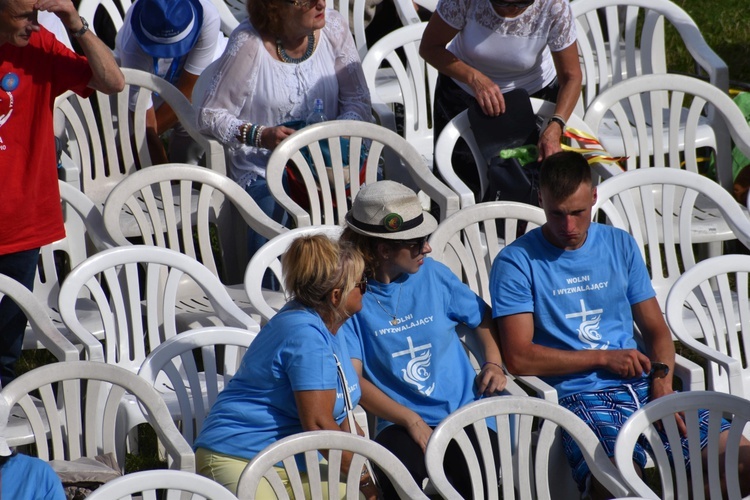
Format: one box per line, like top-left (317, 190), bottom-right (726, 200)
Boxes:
top-left (153, 56), bottom-right (184, 86)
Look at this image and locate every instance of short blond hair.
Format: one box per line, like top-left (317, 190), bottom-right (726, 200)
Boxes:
top-left (282, 234), bottom-right (364, 324)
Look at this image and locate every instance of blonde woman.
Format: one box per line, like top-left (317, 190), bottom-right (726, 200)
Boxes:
top-left (194, 235), bottom-right (376, 498)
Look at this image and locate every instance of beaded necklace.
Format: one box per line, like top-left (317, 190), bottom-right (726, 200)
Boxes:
top-left (276, 33), bottom-right (315, 64)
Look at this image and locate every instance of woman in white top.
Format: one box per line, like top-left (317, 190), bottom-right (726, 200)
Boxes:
top-left (419, 0), bottom-right (582, 197)
top-left (195, 0), bottom-right (371, 253)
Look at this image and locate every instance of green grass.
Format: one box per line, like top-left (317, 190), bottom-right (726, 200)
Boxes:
top-left (665, 0), bottom-right (750, 88)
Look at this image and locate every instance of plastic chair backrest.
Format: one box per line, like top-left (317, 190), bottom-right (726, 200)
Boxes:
top-left (428, 201), bottom-right (546, 302)
top-left (58, 246), bottom-right (259, 373)
top-left (77, 0), bottom-right (131, 46)
top-left (572, 0), bottom-right (728, 113)
top-left (102, 163), bottom-right (286, 285)
top-left (244, 225), bottom-right (344, 324)
top-left (614, 391), bottom-right (750, 499)
top-left (435, 99), bottom-right (599, 207)
top-left (665, 255), bottom-right (750, 398)
top-left (87, 469), bottom-right (238, 499)
top-left (138, 326), bottom-right (255, 445)
top-left (0, 361), bottom-right (194, 472)
top-left (593, 168), bottom-right (750, 311)
top-left (265, 120), bottom-right (458, 226)
top-left (54, 68), bottom-right (225, 212)
top-left (583, 74), bottom-right (750, 193)
top-left (361, 23), bottom-right (437, 169)
top-left (424, 396), bottom-right (630, 499)
top-left (236, 431), bottom-right (428, 499)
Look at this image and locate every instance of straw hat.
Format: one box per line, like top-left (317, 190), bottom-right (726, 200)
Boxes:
top-left (131, 0), bottom-right (203, 59)
top-left (345, 181), bottom-right (437, 240)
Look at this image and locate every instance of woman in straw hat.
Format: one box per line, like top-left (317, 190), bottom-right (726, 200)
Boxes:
top-left (194, 235), bottom-right (378, 498)
top-left (339, 180), bottom-right (507, 498)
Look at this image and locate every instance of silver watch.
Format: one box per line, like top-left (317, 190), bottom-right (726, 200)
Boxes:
top-left (70, 16), bottom-right (89, 38)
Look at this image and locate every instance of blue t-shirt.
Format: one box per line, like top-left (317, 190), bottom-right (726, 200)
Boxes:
top-left (1, 453), bottom-right (65, 500)
top-left (194, 302), bottom-right (361, 460)
top-left (490, 223), bottom-right (655, 398)
top-left (342, 258), bottom-right (487, 434)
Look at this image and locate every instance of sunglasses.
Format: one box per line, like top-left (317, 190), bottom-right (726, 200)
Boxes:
top-left (489, 0), bottom-right (534, 8)
top-left (354, 275), bottom-right (368, 294)
top-left (285, 0), bottom-right (316, 8)
top-left (400, 235), bottom-right (430, 252)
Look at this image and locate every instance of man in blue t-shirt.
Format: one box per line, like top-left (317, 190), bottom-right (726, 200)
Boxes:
top-left (490, 151), bottom-right (750, 498)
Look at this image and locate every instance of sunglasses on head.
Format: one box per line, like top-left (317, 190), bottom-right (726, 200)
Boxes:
top-left (284, 0), bottom-right (315, 8)
top-left (489, 0), bottom-right (534, 8)
top-left (354, 275), bottom-right (367, 294)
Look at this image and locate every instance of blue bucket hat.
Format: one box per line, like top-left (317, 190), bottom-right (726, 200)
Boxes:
top-left (131, 0), bottom-right (203, 59)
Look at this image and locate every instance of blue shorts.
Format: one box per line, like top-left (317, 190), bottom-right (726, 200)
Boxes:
top-left (559, 378), bottom-right (731, 491)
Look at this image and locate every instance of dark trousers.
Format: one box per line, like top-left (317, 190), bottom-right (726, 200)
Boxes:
top-left (433, 74), bottom-right (560, 202)
top-left (0, 248), bottom-right (40, 387)
top-left (374, 423), bottom-right (500, 499)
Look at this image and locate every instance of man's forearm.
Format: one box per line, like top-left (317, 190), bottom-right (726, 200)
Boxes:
top-left (75, 26), bottom-right (125, 94)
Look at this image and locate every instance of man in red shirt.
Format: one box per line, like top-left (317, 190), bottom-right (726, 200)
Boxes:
top-left (0, 0), bottom-right (123, 385)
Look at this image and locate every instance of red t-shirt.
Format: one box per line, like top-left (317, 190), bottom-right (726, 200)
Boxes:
top-left (0, 27), bottom-right (93, 255)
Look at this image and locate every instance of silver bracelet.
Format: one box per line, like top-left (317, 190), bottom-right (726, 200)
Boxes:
top-left (255, 125), bottom-right (265, 148)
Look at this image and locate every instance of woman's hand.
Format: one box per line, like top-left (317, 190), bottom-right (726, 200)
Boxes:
top-left (259, 125), bottom-right (297, 150)
top-left (476, 362), bottom-right (508, 396)
top-left (469, 71), bottom-right (505, 117)
top-left (359, 473), bottom-right (381, 500)
top-left (405, 418), bottom-right (433, 454)
top-left (537, 122), bottom-right (564, 161)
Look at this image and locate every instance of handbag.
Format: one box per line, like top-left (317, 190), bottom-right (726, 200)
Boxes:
top-left (467, 88), bottom-right (541, 206)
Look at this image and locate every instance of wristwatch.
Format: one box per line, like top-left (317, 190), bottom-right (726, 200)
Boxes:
top-left (70, 16), bottom-right (89, 38)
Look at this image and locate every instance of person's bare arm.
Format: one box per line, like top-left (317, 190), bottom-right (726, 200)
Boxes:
top-left (498, 312), bottom-right (651, 377)
top-left (632, 297), bottom-right (676, 399)
top-left (145, 107), bottom-right (169, 165)
top-left (294, 389), bottom-right (378, 499)
top-left (537, 44), bottom-right (582, 160)
top-left (350, 359), bottom-right (432, 453)
top-left (472, 308), bottom-right (508, 395)
top-left (419, 12), bottom-right (504, 116)
top-left (35, 0), bottom-right (124, 93)
top-left (155, 70), bottom-right (200, 135)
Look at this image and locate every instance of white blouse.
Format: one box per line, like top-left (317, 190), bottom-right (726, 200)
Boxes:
top-left (196, 9), bottom-right (371, 187)
top-left (437, 0), bottom-right (576, 96)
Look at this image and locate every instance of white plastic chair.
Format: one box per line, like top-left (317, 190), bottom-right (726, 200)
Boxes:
top-left (236, 430), bottom-right (429, 500)
top-left (614, 391), bottom-right (750, 500)
top-left (54, 68), bottom-right (226, 238)
top-left (424, 396), bottom-right (630, 500)
top-left (0, 361), bottom-right (194, 473)
top-left (428, 201), bottom-right (546, 303)
top-left (583, 74), bottom-right (750, 198)
top-left (265, 120), bottom-right (459, 225)
top-left (57, 246), bottom-right (259, 456)
top-left (572, 0), bottom-right (728, 113)
top-left (593, 168), bottom-right (750, 314)
top-left (244, 225), bottom-right (344, 325)
top-left (102, 164), bottom-right (288, 328)
top-left (138, 326), bottom-right (255, 446)
top-left (361, 23), bottom-right (436, 172)
top-left (87, 469), bottom-right (239, 500)
top-left (22, 181), bottom-right (113, 352)
top-left (434, 99), bottom-right (602, 208)
top-left (0, 275), bottom-right (93, 449)
top-left (665, 255), bottom-right (750, 398)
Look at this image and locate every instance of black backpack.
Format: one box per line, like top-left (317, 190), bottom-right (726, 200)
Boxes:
top-left (467, 88), bottom-right (541, 206)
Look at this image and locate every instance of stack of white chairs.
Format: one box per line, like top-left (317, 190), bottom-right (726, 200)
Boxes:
top-left (57, 245), bottom-right (259, 457)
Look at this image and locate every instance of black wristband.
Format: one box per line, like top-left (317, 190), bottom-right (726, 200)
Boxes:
top-left (548, 115), bottom-right (566, 129)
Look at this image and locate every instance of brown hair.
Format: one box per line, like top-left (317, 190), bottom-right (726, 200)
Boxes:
top-left (282, 234), bottom-right (364, 325)
top-left (539, 151), bottom-right (592, 202)
top-left (340, 227), bottom-right (399, 278)
top-left (246, 0), bottom-right (287, 36)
